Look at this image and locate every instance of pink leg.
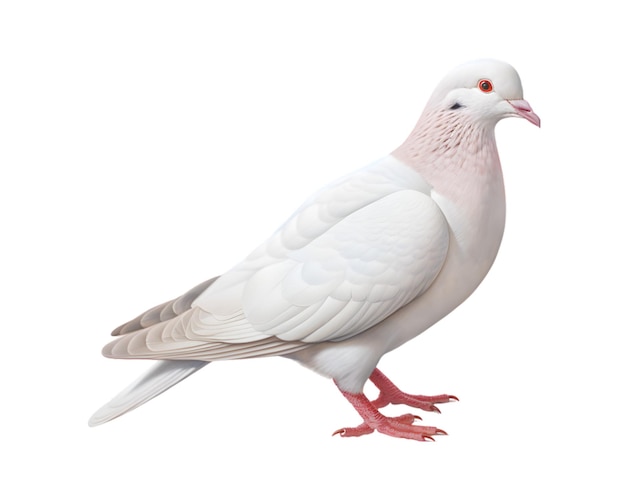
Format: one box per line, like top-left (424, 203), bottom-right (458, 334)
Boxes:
top-left (333, 382), bottom-right (447, 441)
top-left (369, 368), bottom-right (458, 413)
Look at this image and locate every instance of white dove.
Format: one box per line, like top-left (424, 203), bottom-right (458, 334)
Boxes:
top-left (90, 59), bottom-right (540, 440)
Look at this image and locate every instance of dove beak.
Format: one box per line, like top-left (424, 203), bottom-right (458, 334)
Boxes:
top-left (507, 99), bottom-right (541, 127)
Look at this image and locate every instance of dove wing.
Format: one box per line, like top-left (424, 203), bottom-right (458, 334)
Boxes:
top-left (103, 157), bottom-right (450, 360)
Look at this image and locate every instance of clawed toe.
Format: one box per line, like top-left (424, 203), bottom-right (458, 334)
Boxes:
top-left (334, 420), bottom-right (447, 441)
top-left (376, 421), bottom-right (446, 441)
top-left (332, 422), bottom-right (373, 437)
top-left (369, 369), bottom-right (459, 412)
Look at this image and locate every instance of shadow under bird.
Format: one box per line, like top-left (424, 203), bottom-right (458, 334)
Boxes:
top-left (90, 59), bottom-right (540, 440)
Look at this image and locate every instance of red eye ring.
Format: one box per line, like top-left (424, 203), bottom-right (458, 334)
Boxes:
top-left (478, 79), bottom-right (493, 93)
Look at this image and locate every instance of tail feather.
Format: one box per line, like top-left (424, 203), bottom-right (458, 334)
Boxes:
top-left (89, 360), bottom-right (209, 427)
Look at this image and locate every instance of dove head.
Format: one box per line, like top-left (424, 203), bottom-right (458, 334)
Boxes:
top-left (426, 59), bottom-right (540, 128)
top-left (392, 58), bottom-right (540, 183)
top-left (394, 59), bottom-right (539, 167)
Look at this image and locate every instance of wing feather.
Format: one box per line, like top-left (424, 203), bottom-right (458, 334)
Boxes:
top-left (111, 277), bottom-right (218, 336)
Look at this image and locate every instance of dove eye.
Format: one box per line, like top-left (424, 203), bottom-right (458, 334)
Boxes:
top-left (478, 79), bottom-right (494, 93)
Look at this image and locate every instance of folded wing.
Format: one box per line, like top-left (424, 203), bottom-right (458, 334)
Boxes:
top-left (103, 159), bottom-right (450, 360)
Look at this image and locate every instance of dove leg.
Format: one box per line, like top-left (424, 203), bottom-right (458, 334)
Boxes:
top-left (368, 368), bottom-right (458, 413)
top-left (333, 381), bottom-right (447, 441)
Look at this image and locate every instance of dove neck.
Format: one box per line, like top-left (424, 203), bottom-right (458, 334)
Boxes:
top-left (392, 109), bottom-right (500, 181)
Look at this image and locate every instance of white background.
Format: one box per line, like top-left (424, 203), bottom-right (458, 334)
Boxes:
top-left (1, 1), bottom-right (624, 499)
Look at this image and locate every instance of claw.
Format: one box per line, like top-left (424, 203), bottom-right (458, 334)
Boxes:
top-left (424, 435), bottom-right (436, 442)
top-left (431, 405), bottom-right (441, 414)
top-left (332, 429), bottom-right (345, 437)
top-left (435, 428), bottom-right (448, 435)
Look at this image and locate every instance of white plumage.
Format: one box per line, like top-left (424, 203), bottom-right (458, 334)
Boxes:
top-left (90, 59), bottom-right (539, 440)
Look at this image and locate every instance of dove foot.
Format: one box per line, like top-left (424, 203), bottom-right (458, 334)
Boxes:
top-left (334, 384), bottom-right (447, 441)
top-left (369, 368), bottom-right (458, 413)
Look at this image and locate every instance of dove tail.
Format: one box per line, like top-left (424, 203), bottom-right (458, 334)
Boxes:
top-left (88, 360), bottom-right (209, 427)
